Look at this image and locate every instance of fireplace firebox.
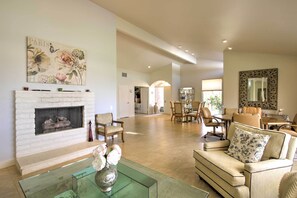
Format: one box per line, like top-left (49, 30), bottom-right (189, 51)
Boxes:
top-left (35, 106), bottom-right (83, 135)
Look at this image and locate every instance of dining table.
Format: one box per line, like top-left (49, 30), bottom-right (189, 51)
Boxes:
top-left (261, 116), bottom-right (290, 130)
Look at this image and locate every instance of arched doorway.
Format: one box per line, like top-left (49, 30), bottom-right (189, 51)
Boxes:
top-left (150, 80), bottom-right (171, 114)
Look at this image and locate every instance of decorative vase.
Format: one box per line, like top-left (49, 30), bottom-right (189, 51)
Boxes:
top-left (88, 121), bottom-right (93, 142)
top-left (154, 103), bottom-right (158, 114)
top-left (94, 163), bottom-right (118, 192)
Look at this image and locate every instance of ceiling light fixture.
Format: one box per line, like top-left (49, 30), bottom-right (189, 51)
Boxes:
top-left (228, 47), bottom-right (232, 50)
top-left (148, 65), bottom-right (151, 69)
top-left (222, 39), bottom-right (228, 43)
top-left (185, 49), bottom-right (189, 53)
top-left (178, 45), bottom-right (182, 49)
top-left (191, 53), bottom-right (195, 56)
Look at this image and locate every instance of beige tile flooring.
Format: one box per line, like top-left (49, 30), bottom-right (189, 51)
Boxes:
top-left (1, 114), bottom-right (296, 198)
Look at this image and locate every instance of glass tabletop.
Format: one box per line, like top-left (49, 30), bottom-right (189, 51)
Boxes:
top-left (19, 157), bottom-right (209, 198)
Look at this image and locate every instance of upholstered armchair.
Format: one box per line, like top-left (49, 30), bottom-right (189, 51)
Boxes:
top-left (193, 122), bottom-right (297, 198)
top-left (95, 113), bottom-right (125, 143)
top-left (201, 107), bottom-right (224, 139)
top-left (279, 171), bottom-right (297, 198)
top-left (233, 113), bottom-right (261, 128)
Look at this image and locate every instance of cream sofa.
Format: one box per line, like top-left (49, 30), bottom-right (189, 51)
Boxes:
top-left (193, 122), bottom-right (297, 198)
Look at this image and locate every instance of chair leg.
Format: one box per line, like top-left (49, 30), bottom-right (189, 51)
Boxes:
top-left (121, 131), bottom-right (125, 142)
top-left (104, 134), bottom-right (108, 143)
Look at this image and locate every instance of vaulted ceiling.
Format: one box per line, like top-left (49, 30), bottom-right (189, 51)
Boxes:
top-left (92, 0), bottom-right (297, 72)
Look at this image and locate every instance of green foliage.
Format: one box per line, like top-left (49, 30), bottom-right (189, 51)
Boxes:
top-left (207, 95), bottom-right (222, 110)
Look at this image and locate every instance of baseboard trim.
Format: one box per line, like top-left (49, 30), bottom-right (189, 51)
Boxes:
top-left (0, 159), bottom-right (15, 169)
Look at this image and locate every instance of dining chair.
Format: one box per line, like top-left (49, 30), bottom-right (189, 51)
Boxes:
top-left (173, 102), bottom-right (189, 122)
top-left (191, 101), bottom-right (200, 111)
top-left (188, 101), bottom-right (202, 123)
top-left (232, 113), bottom-right (261, 128)
top-left (242, 106), bottom-right (262, 117)
top-left (223, 108), bottom-right (238, 115)
top-left (170, 101), bottom-right (175, 121)
top-left (201, 107), bottom-right (224, 139)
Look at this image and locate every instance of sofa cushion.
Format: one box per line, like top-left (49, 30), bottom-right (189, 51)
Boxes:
top-left (226, 127), bottom-right (270, 163)
top-left (97, 126), bottom-right (123, 134)
top-left (227, 123), bottom-right (290, 160)
top-left (193, 150), bottom-right (245, 186)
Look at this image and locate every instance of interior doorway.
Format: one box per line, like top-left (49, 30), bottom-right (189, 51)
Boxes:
top-left (118, 85), bottom-right (134, 118)
top-left (134, 87), bottom-right (148, 114)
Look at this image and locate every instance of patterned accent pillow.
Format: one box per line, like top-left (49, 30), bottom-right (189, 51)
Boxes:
top-left (225, 127), bottom-right (270, 163)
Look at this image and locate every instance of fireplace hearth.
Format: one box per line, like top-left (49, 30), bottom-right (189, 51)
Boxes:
top-left (35, 106), bottom-right (83, 135)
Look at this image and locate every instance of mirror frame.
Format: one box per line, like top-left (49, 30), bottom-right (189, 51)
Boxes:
top-left (239, 68), bottom-right (278, 110)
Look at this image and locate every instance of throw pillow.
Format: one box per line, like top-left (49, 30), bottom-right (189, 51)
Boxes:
top-left (225, 127), bottom-right (270, 163)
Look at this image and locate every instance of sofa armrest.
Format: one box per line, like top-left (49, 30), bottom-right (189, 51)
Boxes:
top-left (203, 140), bottom-right (230, 151)
top-left (244, 159), bottom-right (293, 173)
top-left (244, 159), bottom-right (293, 198)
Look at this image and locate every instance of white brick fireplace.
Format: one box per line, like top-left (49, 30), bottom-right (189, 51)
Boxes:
top-left (15, 91), bottom-right (99, 175)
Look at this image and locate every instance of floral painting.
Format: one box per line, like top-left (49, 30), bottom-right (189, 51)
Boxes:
top-left (27, 36), bottom-right (86, 85)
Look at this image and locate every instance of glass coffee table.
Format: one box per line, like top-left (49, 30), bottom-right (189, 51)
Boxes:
top-left (19, 158), bottom-right (209, 198)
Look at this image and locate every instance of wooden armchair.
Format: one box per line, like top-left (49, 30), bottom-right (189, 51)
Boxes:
top-left (95, 113), bottom-right (125, 143)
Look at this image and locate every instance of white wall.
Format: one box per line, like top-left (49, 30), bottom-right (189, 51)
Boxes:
top-left (150, 64), bottom-right (173, 84)
top-left (171, 63), bottom-right (181, 101)
top-left (117, 68), bottom-right (150, 87)
top-left (0, 0), bottom-right (117, 167)
top-left (224, 51), bottom-right (297, 119)
top-left (181, 68), bottom-right (223, 101)
top-left (117, 68), bottom-right (150, 117)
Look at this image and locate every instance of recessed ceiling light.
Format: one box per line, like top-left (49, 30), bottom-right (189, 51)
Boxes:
top-left (191, 53), bottom-right (195, 56)
top-left (185, 49), bottom-right (189, 53)
top-left (228, 47), bottom-right (233, 50)
top-left (178, 45), bottom-right (182, 49)
top-left (148, 65), bottom-right (151, 69)
top-left (222, 39), bottom-right (228, 43)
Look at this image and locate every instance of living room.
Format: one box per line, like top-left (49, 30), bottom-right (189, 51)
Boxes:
top-left (1, 0), bottom-right (297, 197)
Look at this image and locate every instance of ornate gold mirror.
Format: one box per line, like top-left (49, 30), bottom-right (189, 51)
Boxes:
top-left (239, 68), bottom-right (278, 110)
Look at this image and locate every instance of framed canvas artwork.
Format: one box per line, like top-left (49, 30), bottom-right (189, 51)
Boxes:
top-left (26, 36), bottom-right (86, 85)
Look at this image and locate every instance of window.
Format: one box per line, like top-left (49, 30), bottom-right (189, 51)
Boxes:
top-left (202, 79), bottom-right (223, 114)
